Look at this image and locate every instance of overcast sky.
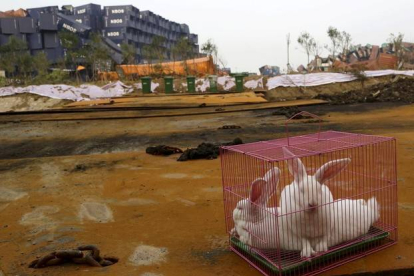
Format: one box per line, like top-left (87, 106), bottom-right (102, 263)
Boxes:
top-left (2, 0), bottom-right (414, 73)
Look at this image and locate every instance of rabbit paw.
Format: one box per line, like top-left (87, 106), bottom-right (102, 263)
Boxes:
top-left (230, 228), bottom-right (238, 237)
top-left (300, 247), bottom-right (316, 258)
top-left (315, 240), bottom-right (328, 252)
top-left (239, 230), bottom-right (252, 245)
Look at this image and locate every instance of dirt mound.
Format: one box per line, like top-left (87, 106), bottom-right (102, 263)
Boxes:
top-left (316, 77), bottom-right (414, 104)
top-left (0, 93), bottom-right (70, 113)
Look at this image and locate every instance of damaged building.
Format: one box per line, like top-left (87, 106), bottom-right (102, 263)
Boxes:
top-left (307, 42), bottom-right (414, 72)
top-left (0, 3), bottom-right (200, 64)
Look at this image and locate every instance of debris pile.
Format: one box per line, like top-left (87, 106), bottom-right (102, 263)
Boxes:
top-left (271, 106), bottom-right (309, 119)
top-left (316, 77), bottom-right (414, 104)
top-left (146, 145), bottom-right (183, 156)
top-left (29, 245), bottom-right (118, 268)
top-left (218, 125), bottom-right (242, 130)
top-left (177, 138), bottom-right (243, 161)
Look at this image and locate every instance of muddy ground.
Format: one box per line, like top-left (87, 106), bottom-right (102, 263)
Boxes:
top-left (0, 102), bottom-right (413, 276)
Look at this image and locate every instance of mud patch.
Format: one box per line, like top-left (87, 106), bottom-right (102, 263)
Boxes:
top-left (71, 161), bottom-right (117, 173)
top-left (0, 187), bottom-right (27, 202)
top-left (192, 248), bottom-right (230, 265)
top-left (39, 162), bottom-right (62, 187)
top-left (129, 245), bottom-right (168, 266)
top-left (20, 206), bottom-right (59, 231)
top-left (205, 235), bottom-right (229, 249)
top-left (79, 202), bottom-right (114, 223)
top-left (0, 159), bottom-right (32, 172)
top-left (161, 173), bottom-right (188, 179)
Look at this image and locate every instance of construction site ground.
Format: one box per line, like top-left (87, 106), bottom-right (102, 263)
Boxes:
top-left (0, 94), bottom-right (414, 275)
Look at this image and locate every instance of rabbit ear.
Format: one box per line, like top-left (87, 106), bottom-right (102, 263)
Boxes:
top-left (283, 147), bottom-right (307, 183)
top-left (250, 179), bottom-right (267, 204)
top-left (250, 167), bottom-right (280, 206)
top-left (315, 158), bottom-right (351, 183)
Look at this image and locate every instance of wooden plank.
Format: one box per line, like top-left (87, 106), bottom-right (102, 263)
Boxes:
top-left (0, 99), bottom-right (327, 122)
top-left (64, 92), bottom-right (267, 108)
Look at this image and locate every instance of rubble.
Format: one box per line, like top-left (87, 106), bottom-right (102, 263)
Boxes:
top-left (316, 77), bottom-right (414, 104)
top-left (146, 146), bottom-right (183, 156)
top-left (271, 106), bottom-right (309, 119)
top-left (177, 138), bottom-right (243, 161)
top-left (29, 245), bottom-right (118, 268)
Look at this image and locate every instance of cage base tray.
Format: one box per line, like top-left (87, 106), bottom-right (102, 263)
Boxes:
top-left (231, 227), bottom-right (389, 275)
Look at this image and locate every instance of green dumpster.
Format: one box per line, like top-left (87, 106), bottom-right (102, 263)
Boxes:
top-left (164, 76), bottom-right (174, 94)
top-left (208, 75), bottom-right (218, 92)
top-left (187, 76), bottom-right (196, 93)
top-left (235, 74), bottom-right (244, 92)
top-left (141, 77), bottom-right (152, 94)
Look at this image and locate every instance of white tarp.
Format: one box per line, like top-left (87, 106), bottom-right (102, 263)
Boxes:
top-left (267, 70), bottom-right (414, 90)
top-left (196, 78), bottom-right (210, 92)
top-left (0, 81), bottom-right (133, 101)
top-left (218, 76), bottom-right (235, 91)
top-left (244, 78), bottom-right (264, 89)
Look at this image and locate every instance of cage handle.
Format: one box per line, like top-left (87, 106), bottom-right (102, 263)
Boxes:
top-left (285, 111), bottom-right (322, 146)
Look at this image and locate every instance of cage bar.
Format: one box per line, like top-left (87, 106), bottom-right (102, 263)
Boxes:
top-left (220, 122), bottom-right (397, 276)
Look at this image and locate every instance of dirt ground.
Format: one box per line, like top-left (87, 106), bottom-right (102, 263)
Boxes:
top-left (0, 102), bottom-right (413, 276)
top-left (0, 94), bottom-right (70, 113)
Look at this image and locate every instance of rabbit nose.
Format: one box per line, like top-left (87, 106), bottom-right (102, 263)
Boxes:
top-left (308, 203), bottom-right (317, 209)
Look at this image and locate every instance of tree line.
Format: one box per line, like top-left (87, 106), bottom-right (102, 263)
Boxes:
top-left (0, 31), bottom-right (202, 84)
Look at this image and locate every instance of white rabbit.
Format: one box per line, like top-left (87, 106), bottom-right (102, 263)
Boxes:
top-left (231, 167), bottom-right (304, 251)
top-left (280, 147), bottom-right (351, 258)
top-left (232, 167), bottom-right (280, 240)
top-left (328, 197), bottom-right (380, 247)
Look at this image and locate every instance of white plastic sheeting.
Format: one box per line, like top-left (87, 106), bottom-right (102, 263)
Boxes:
top-left (267, 70), bottom-right (414, 90)
top-left (0, 81), bottom-right (134, 101)
top-left (244, 78), bottom-right (264, 90)
top-left (196, 78), bottom-right (210, 92)
top-left (151, 82), bottom-right (159, 92)
top-left (218, 76), bottom-right (236, 91)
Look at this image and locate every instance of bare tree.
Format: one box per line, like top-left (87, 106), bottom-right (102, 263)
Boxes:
top-left (339, 31), bottom-right (352, 55)
top-left (297, 32), bottom-right (314, 65)
top-left (310, 40), bottom-right (323, 58)
top-left (201, 39), bottom-right (218, 73)
top-left (388, 33), bottom-right (405, 66)
top-left (326, 26), bottom-right (342, 58)
top-left (217, 55), bottom-right (227, 69)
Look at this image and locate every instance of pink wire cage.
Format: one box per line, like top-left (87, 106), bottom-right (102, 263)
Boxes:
top-left (220, 112), bottom-right (398, 276)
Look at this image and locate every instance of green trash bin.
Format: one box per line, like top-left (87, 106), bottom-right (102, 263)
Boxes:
top-left (187, 76), bottom-right (196, 93)
top-left (164, 76), bottom-right (174, 94)
top-left (208, 75), bottom-right (218, 92)
top-left (235, 74), bottom-right (244, 92)
top-left (141, 77), bottom-right (152, 94)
